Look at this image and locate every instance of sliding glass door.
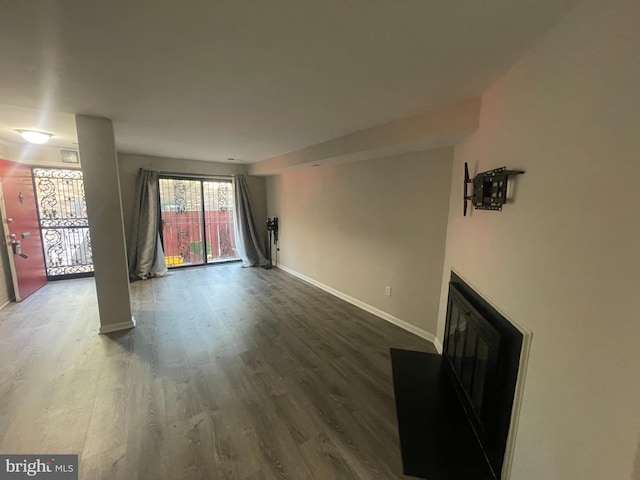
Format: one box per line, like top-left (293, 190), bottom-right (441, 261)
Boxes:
top-left (159, 177), bottom-right (238, 268)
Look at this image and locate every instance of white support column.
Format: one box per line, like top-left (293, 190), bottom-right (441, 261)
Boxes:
top-left (76, 115), bottom-right (134, 334)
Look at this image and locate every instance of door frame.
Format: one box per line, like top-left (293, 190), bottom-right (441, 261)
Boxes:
top-left (0, 179), bottom-right (20, 301)
top-left (158, 174), bottom-right (240, 269)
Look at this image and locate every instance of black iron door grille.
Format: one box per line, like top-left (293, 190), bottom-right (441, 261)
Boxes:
top-left (32, 167), bottom-right (94, 279)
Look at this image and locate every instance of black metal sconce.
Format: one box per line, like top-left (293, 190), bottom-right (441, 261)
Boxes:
top-left (463, 162), bottom-right (524, 216)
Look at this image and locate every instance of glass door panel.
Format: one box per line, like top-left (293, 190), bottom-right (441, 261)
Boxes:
top-left (159, 178), bottom-right (204, 267)
top-left (203, 181), bottom-right (238, 262)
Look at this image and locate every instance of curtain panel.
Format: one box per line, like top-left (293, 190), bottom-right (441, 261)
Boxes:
top-left (128, 168), bottom-right (168, 280)
top-left (233, 174), bottom-right (268, 267)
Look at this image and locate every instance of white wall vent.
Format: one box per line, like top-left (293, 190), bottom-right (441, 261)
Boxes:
top-left (61, 149), bottom-right (79, 164)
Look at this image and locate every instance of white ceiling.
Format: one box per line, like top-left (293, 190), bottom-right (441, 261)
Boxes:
top-left (0, 0), bottom-right (574, 164)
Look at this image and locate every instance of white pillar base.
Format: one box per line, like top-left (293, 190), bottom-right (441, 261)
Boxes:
top-left (99, 316), bottom-right (136, 334)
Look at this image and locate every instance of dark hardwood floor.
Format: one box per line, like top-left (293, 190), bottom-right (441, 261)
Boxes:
top-left (0, 264), bottom-right (435, 479)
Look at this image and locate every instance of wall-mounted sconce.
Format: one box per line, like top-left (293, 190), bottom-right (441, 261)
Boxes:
top-left (463, 162), bottom-right (524, 216)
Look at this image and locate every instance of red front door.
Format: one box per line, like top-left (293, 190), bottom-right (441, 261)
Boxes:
top-left (0, 158), bottom-right (47, 301)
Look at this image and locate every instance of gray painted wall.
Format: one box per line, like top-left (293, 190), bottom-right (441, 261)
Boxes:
top-left (266, 148), bottom-right (453, 334)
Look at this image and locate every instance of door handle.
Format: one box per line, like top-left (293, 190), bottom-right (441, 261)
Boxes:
top-left (11, 239), bottom-right (20, 254)
top-left (10, 240), bottom-right (29, 259)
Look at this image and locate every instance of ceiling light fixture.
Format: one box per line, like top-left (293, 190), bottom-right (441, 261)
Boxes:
top-left (16, 129), bottom-right (53, 145)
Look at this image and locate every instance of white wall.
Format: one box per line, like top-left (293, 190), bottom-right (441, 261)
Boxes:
top-left (437, 0), bottom-right (640, 478)
top-left (7, 143), bottom-right (80, 168)
top-left (266, 148), bottom-right (452, 336)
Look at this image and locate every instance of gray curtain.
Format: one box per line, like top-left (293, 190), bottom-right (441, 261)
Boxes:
top-left (233, 174), bottom-right (268, 267)
top-left (128, 168), bottom-right (168, 280)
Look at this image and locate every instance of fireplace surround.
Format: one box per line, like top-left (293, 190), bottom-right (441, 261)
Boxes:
top-left (390, 272), bottom-right (528, 479)
top-left (443, 272), bottom-right (524, 478)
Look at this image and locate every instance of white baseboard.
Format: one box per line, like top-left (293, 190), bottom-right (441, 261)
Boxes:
top-left (276, 264), bottom-right (440, 352)
top-left (0, 299), bottom-right (11, 311)
top-left (433, 336), bottom-right (443, 354)
top-left (99, 316), bottom-right (136, 334)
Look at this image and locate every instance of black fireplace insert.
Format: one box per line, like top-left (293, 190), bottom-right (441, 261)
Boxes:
top-left (443, 272), bottom-right (524, 477)
top-left (390, 273), bottom-right (524, 479)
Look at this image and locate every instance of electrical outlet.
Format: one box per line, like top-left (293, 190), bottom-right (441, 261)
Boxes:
top-left (385, 286), bottom-right (391, 296)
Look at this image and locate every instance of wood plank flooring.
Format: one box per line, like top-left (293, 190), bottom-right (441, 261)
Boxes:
top-left (0, 264), bottom-right (435, 479)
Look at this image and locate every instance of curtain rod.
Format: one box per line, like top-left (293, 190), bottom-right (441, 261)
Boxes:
top-left (158, 171), bottom-right (235, 180)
